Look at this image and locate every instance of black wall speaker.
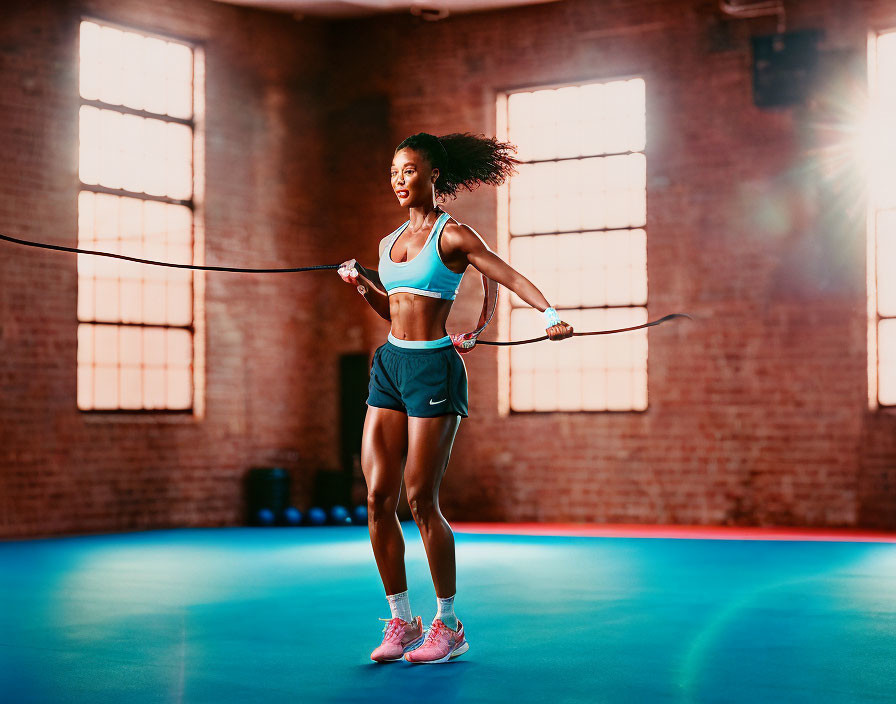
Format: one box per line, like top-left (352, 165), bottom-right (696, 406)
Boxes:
top-left (751, 29), bottom-right (822, 108)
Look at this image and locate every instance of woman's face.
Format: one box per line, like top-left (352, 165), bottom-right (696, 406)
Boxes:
top-left (391, 148), bottom-right (438, 207)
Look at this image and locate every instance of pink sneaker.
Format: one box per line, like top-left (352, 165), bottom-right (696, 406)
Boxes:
top-left (370, 616), bottom-right (425, 663)
top-left (403, 618), bottom-right (469, 664)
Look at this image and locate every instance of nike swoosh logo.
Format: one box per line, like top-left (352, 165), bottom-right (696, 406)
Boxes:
top-left (429, 399), bottom-right (447, 405)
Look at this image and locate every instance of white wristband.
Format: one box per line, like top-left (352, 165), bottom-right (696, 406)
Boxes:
top-left (544, 307), bottom-right (561, 327)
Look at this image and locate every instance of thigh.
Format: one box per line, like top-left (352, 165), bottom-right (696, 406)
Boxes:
top-left (361, 406), bottom-right (409, 498)
top-left (404, 415), bottom-right (461, 500)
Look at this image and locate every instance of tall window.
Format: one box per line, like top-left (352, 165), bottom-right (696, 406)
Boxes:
top-left (869, 30), bottom-right (896, 409)
top-left (497, 78), bottom-right (647, 412)
top-left (77, 20), bottom-right (197, 411)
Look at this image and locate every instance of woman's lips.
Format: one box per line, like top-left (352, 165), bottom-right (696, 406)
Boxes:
top-left (396, 190), bottom-right (409, 198)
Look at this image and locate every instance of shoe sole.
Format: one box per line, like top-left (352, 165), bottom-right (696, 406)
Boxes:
top-left (404, 639), bottom-right (469, 664)
top-left (371, 633), bottom-right (426, 663)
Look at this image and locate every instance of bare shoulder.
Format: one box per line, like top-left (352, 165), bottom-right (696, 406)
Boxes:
top-left (378, 234), bottom-right (391, 257)
top-left (442, 219), bottom-right (486, 252)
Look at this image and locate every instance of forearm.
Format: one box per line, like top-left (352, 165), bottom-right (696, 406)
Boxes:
top-left (504, 271), bottom-right (552, 312)
top-left (466, 248), bottom-right (553, 312)
top-left (356, 272), bottom-right (391, 321)
top-left (501, 271), bottom-right (569, 336)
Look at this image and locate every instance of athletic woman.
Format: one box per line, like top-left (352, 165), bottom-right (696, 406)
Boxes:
top-left (337, 132), bottom-right (573, 664)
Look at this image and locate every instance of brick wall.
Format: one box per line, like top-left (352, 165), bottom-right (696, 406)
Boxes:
top-left (0, 0), bottom-right (340, 537)
top-left (2, 0), bottom-right (896, 538)
top-left (327, 0), bottom-right (896, 529)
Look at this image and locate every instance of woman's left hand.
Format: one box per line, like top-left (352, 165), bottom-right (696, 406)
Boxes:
top-left (547, 322), bottom-right (574, 341)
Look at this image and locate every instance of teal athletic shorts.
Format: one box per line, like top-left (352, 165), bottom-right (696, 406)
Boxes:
top-left (367, 336), bottom-right (468, 418)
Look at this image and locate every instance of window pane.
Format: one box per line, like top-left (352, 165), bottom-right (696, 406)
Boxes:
top-left (77, 277), bottom-right (95, 320)
top-left (510, 155), bottom-right (646, 236)
top-left (143, 118), bottom-right (169, 196)
top-left (120, 31), bottom-right (146, 110)
top-left (119, 324), bottom-right (143, 409)
top-left (143, 281), bottom-right (167, 324)
top-left (166, 122), bottom-right (193, 199)
top-left (120, 279), bottom-right (142, 323)
top-left (871, 34), bottom-right (896, 210)
top-left (604, 153), bottom-right (646, 229)
top-left (79, 23), bottom-right (102, 101)
top-left (143, 37), bottom-right (169, 115)
top-left (78, 106), bottom-right (101, 185)
top-left (144, 368), bottom-right (167, 409)
top-left (553, 86), bottom-right (583, 159)
top-left (94, 365), bottom-right (118, 410)
top-left (167, 328), bottom-right (192, 366)
top-left (509, 231), bottom-right (646, 309)
top-left (508, 78), bottom-right (645, 160)
top-left (77, 324), bottom-right (94, 367)
top-left (144, 327), bottom-right (166, 366)
top-left (78, 107), bottom-right (192, 199)
top-left (167, 368), bottom-right (192, 409)
top-left (510, 307), bottom-right (647, 412)
top-left (578, 158), bottom-right (606, 231)
top-left (92, 325), bottom-right (118, 366)
top-left (167, 282), bottom-right (192, 326)
top-left (166, 43), bottom-right (193, 119)
top-left (95, 280), bottom-right (120, 321)
top-left (508, 163), bottom-right (537, 235)
top-left (120, 366), bottom-right (142, 409)
top-left (880, 319), bottom-right (896, 406)
top-left (77, 324), bottom-right (194, 410)
top-left (601, 79), bottom-right (646, 153)
top-left (878, 210), bottom-right (896, 317)
top-left (80, 22), bottom-right (192, 118)
top-left (78, 193), bottom-right (193, 324)
top-left (97, 25), bottom-right (125, 106)
top-left (77, 362), bottom-right (94, 410)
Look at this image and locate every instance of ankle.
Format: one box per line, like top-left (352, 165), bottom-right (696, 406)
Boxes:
top-left (386, 589), bottom-right (413, 623)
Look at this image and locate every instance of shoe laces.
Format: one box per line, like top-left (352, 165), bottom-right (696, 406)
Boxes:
top-left (423, 619), bottom-right (449, 647)
top-left (379, 617), bottom-right (409, 644)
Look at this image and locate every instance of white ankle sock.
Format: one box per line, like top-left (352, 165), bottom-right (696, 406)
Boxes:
top-left (436, 594), bottom-right (458, 630)
top-left (386, 590), bottom-right (413, 623)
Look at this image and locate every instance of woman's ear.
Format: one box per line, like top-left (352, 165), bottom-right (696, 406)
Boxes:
top-left (431, 168), bottom-right (439, 184)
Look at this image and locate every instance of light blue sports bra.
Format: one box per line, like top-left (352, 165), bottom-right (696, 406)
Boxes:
top-left (378, 211), bottom-right (464, 300)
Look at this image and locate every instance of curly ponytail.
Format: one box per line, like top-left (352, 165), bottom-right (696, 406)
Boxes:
top-left (395, 132), bottom-right (521, 200)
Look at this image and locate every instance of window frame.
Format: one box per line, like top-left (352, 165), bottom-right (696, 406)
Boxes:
top-left (867, 27), bottom-right (896, 412)
top-left (77, 16), bottom-right (206, 417)
top-left (495, 74), bottom-right (649, 415)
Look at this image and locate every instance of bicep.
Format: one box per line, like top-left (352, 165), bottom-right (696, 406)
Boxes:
top-left (447, 224), bottom-right (516, 285)
top-left (466, 244), bottom-right (523, 288)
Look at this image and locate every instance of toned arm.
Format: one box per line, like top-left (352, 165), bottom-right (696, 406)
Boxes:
top-left (440, 222), bottom-right (573, 340)
top-left (337, 236), bottom-right (391, 321)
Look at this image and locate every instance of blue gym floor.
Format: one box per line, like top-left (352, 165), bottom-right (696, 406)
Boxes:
top-left (1, 524), bottom-right (895, 703)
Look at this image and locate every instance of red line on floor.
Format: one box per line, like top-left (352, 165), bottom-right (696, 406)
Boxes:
top-left (452, 522), bottom-right (896, 543)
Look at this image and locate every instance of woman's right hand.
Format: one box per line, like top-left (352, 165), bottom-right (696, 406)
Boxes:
top-left (337, 259), bottom-right (360, 285)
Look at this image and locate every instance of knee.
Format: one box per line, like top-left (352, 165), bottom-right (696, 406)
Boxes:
top-left (367, 489), bottom-right (398, 520)
top-left (406, 490), bottom-right (437, 524)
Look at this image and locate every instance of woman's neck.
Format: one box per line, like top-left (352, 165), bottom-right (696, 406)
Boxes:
top-left (407, 204), bottom-right (441, 232)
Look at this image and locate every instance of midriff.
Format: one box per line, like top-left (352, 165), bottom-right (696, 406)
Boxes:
top-left (388, 292), bottom-right (453, 341)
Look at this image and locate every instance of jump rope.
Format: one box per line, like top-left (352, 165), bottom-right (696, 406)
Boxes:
top-left (0, 232), bottom-right (692, 349)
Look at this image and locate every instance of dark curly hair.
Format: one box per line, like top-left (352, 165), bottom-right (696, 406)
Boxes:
top-left (394, 132), bottom-right (521, 200)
